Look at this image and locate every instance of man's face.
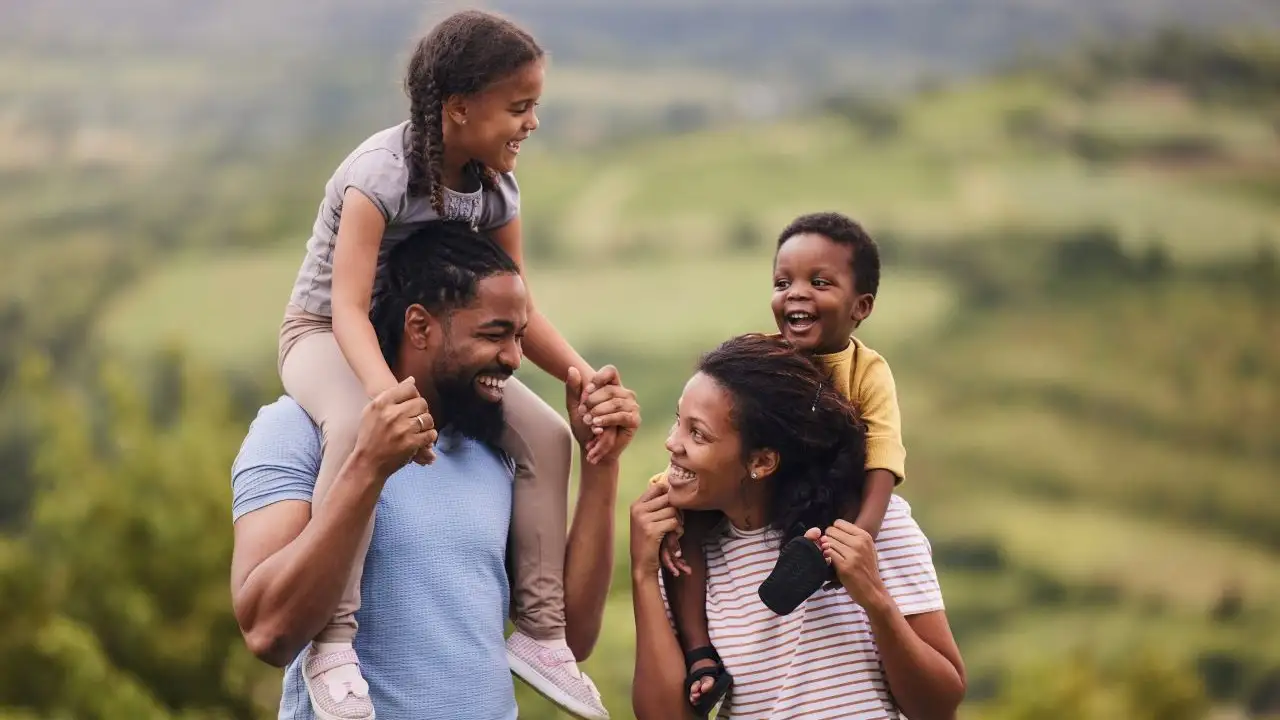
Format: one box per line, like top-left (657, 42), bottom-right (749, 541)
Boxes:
top-left (423, 273), bottom-right (528, 445)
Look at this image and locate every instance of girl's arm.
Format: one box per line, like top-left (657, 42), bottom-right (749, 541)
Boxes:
top-left (491, 217), bottom-right (593, 383)
top-left (332, 189), bottom-right (400, 398)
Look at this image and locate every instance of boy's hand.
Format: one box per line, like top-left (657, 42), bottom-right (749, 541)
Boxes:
top-left (660, 525), bottom-right (691, 577)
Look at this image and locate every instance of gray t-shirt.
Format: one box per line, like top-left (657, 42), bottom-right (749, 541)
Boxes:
top-left (289, 121), bottom-right (521, 316)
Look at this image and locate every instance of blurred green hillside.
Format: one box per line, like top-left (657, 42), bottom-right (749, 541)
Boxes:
top-left (1, 22), bottom-right (1278, 720)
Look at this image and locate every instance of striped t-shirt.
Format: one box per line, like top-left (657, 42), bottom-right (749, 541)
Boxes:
top-left (670, 495), bottom-right (944, 720)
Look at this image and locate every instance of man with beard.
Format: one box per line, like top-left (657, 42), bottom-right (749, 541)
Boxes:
top-left (229, 222), bottom-right (639, 719)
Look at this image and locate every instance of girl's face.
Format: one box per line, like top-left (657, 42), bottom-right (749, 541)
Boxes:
top-left (664, 372), bottom-right (753, 511)
top-left (448, 59), bottom-right (544, 174)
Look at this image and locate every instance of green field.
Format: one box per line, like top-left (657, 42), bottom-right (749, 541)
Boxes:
top-left (98, 244), bottom-right (957, 370)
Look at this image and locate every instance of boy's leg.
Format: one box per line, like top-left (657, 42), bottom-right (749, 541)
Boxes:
top-left (279, 310), bottom-right (376, 720)
top-left (671, 536), bottom-right (712, 654)
top-left (669, 516), bottom-right (732, 714)
top-left (500, 378), bottom-right (609, 719)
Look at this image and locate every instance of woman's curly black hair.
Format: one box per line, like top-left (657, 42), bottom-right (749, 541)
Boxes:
top-left (696, 333), bottom-right (867, 545)
top-left (404, 10), bottom-right (543, 214)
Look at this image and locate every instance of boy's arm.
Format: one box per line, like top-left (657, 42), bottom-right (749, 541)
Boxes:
top-left (855, 471), bottom-right (896, 538)
top-left (853, 352), bottom-right (906, 538)
top-left (670, 513), bottom-right (714, 654)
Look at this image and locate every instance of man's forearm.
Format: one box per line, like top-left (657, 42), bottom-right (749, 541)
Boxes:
top-left (863, 593), bottom-right (965, 719)
top-left (563, 453), bottom-right (619, 660)
top-left (238, 453), bottom-right (385, 664)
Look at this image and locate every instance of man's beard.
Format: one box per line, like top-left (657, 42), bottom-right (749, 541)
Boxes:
top-left (433, 365), bottom-right (508, 451)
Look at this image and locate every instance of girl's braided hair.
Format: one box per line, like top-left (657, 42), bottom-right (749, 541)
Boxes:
top-left (404, 10), bottom-right (543, 214)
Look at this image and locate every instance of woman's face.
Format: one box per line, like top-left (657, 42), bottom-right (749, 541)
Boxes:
top-left (664, 372), bottom-right (751, 510)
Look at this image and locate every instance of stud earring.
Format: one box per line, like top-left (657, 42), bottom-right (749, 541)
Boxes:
top-left (750, 471), bottom-right (758, 479)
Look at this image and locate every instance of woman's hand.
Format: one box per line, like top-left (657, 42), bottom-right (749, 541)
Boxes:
top-left (630, 483), bottom-right (681, 577)
top-left (817, 520), bottom-right (891, 609)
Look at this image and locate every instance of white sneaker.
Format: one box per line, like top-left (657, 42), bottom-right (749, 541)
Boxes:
top-left (303, 643), bottom-right (376, 720)
top-left (506, 631), bottom-right (609, 720)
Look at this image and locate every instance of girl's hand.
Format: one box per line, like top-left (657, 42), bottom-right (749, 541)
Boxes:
top-left (818, 520), bottom-right (889, 608)
top-left (629, 483), bottom-right (681, 576)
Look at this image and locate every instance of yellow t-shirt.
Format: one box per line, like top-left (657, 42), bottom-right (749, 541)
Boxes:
top-left (650, 335), bottom-right (906, 486)
top-left (812, 336), bottom-right (906, 482)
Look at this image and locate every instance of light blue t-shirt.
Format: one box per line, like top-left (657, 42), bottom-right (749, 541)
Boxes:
top-left (231, 397), bottom-right (518, 720)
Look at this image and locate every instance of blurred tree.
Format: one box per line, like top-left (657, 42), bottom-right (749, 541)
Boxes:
top-left (1116, 646), bottom-right (1212, 720)
top-left (726, 216), bottom-right (762, 254)
top-left (0, 351), bottom-right (279, 719)
top-left (985, 649), bottom-right (1123, 720)
top-left (984, 647), bottom-right (1210, 720)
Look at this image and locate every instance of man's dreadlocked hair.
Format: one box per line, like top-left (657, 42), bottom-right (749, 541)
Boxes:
top-left (404, 10), bottom-right (543, 214)
top-left (369, 221), bottom-right (521, 367)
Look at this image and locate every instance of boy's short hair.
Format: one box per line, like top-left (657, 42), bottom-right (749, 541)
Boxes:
top-left (776, 212), bottom-right (880, 297)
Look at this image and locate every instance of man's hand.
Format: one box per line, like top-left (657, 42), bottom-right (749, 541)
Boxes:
top-left (567, 365), bottom-right (641, 464)
top-left (352, 376), bottom-right (437, 480)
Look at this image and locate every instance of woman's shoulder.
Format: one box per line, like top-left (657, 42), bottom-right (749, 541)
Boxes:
top-left (877, 495), bottom-right (945, 614)
top-left (881, 495), bottom-right (925, 538)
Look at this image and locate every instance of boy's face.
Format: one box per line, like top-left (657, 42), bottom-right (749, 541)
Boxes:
top-left (771, 232), bottom-right (873, 354)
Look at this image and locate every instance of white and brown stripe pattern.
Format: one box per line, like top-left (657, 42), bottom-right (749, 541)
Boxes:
top-left (665, 496), bottom-right (944, 720)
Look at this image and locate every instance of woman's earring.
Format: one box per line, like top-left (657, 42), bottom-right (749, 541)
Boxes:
top-left (750, 471), bottom-right (758, 479)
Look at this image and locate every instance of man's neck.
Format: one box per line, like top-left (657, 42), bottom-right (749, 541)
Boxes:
top-left (411, 378), bottom-right (454, 428)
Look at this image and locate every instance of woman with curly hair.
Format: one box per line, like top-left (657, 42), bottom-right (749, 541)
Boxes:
top-left (629, 334), bottom-right (966, 719)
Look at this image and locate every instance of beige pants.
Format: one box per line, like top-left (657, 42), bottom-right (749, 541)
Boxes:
top-left (279, 305), bottom-right (570, 643)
